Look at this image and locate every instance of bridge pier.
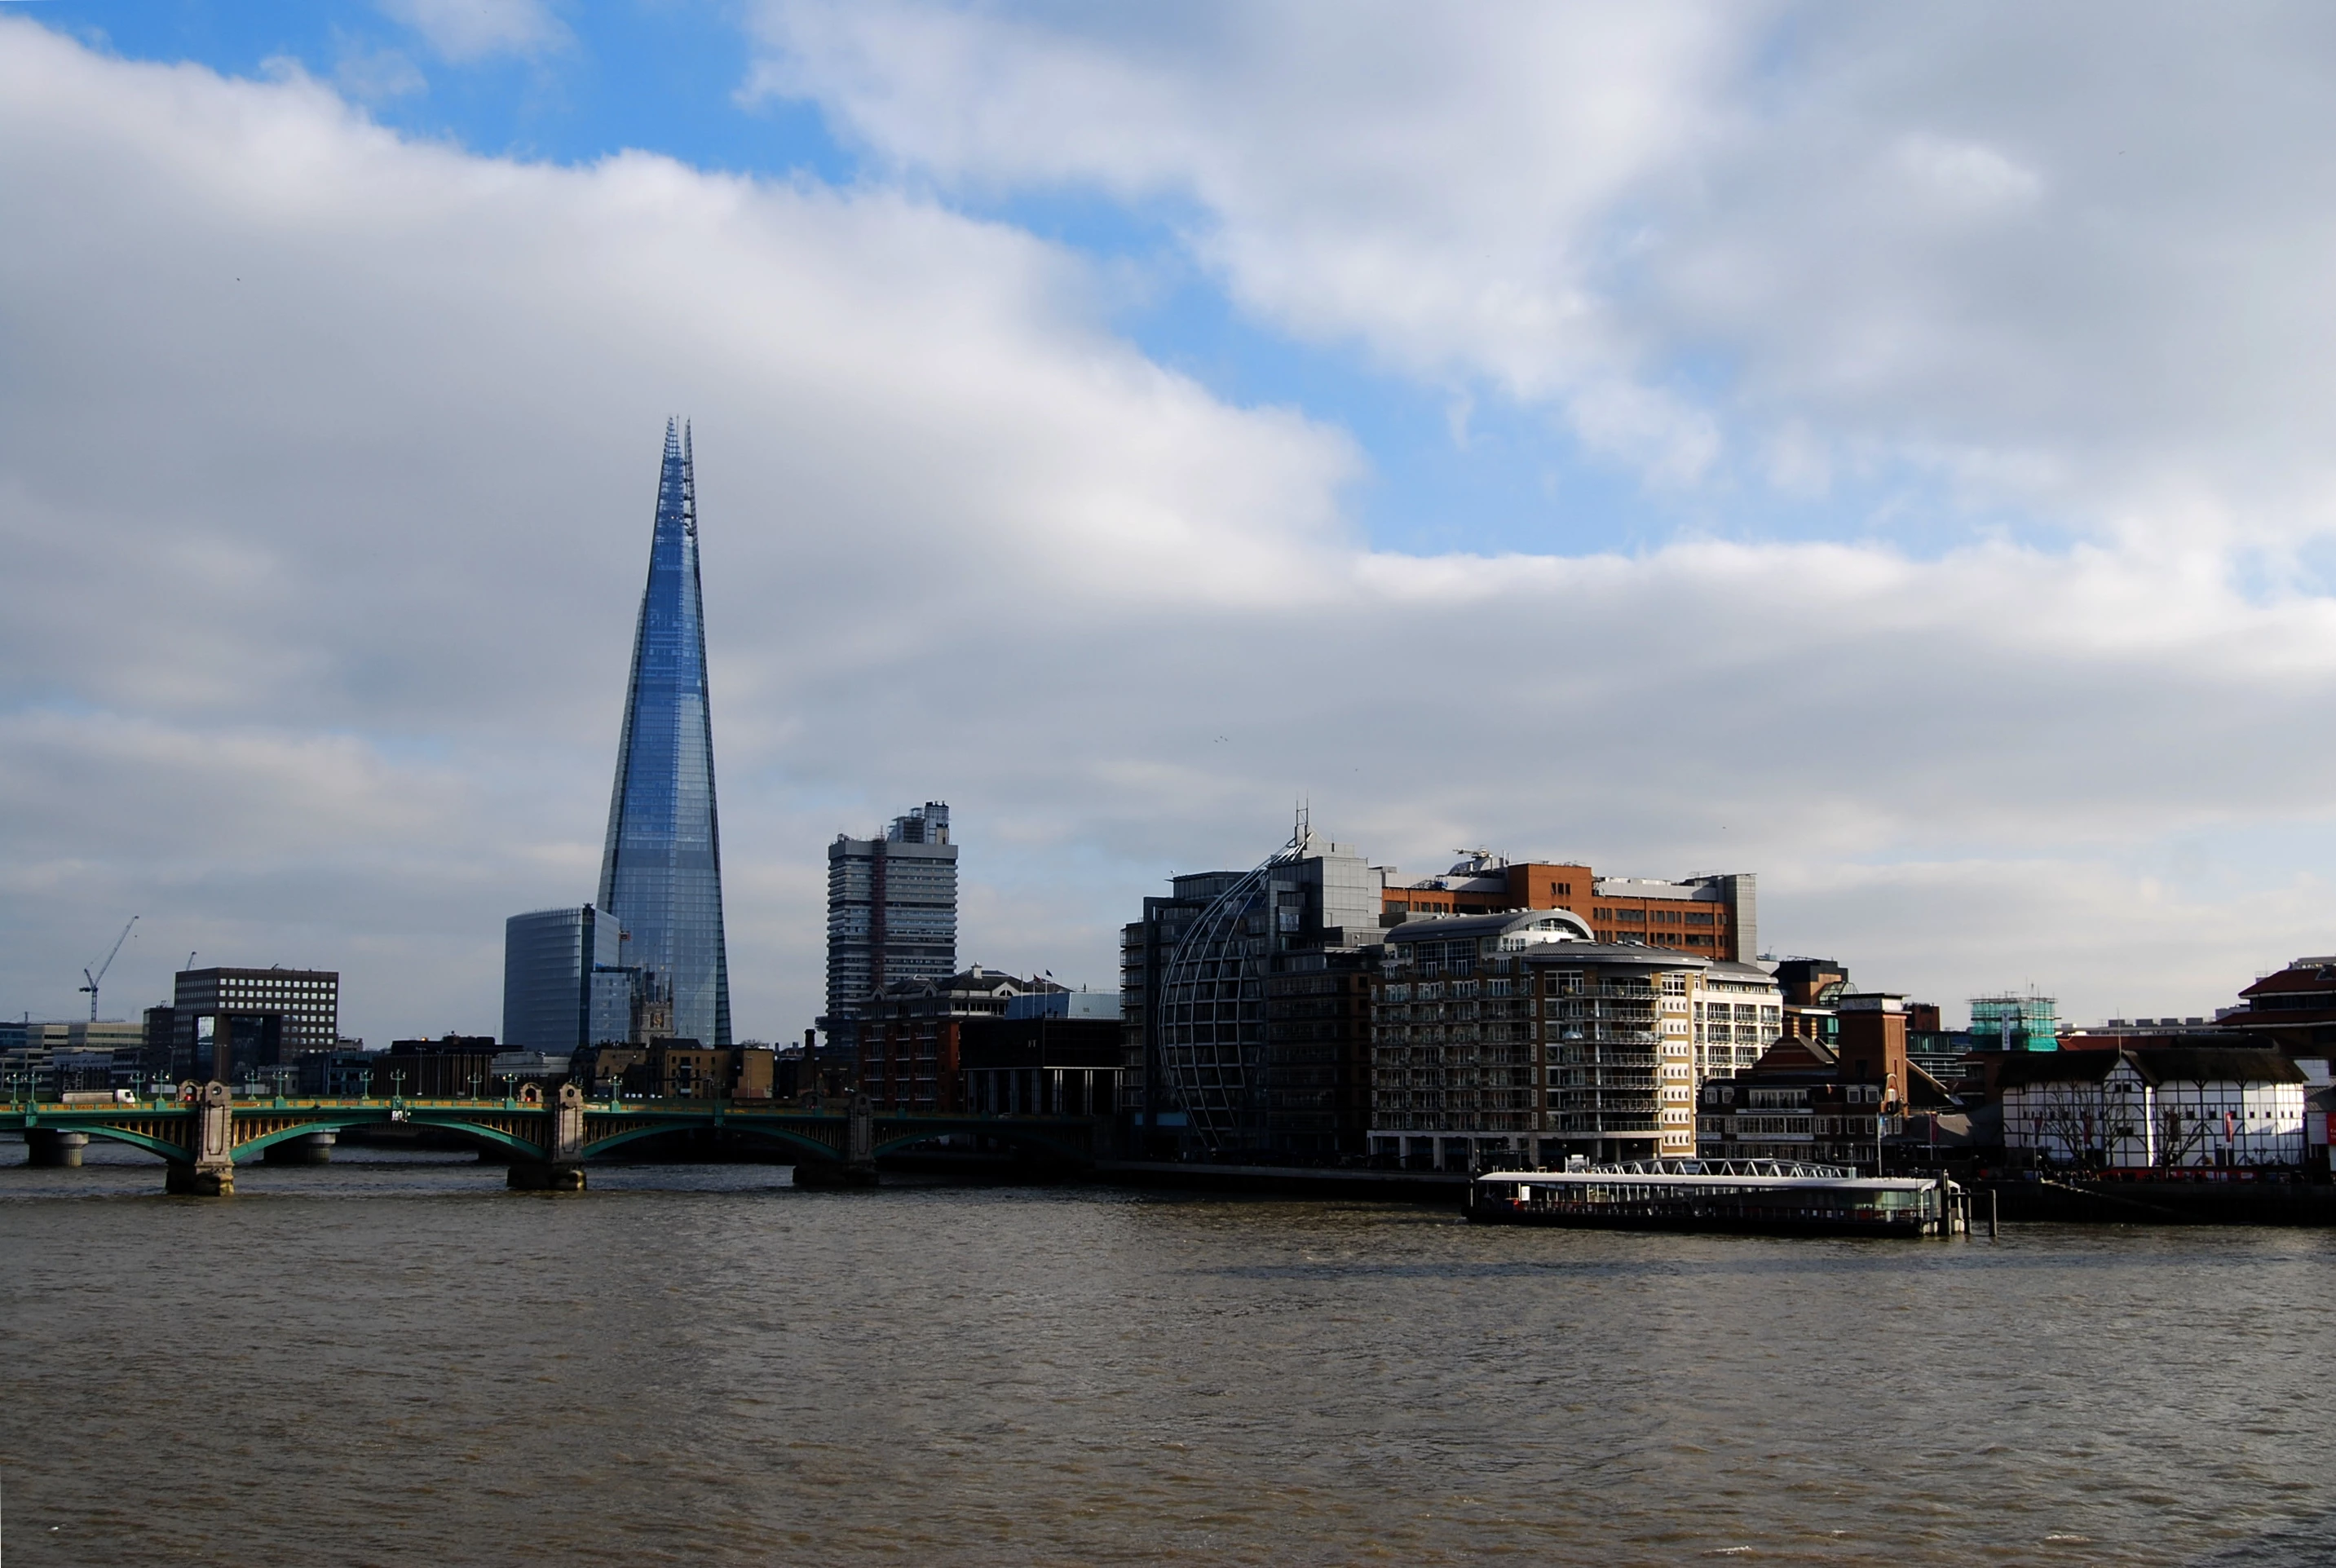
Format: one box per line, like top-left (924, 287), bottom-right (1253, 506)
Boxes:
top-left (166, 1081), bottom-right (236, 1196)
top-left (507, 1161), bottom-right (586, 1190)
top-left (263, 1132), bottom-right (336, 1166)
top-left (791, 1159), bottom-right (877, 1189)
top-left (24, 1130), bottom-right (88, 1168)
top-left (166, 1161), bottom-right (233, 1195)
top-left (508, 1081), bottom-right (588, 1192)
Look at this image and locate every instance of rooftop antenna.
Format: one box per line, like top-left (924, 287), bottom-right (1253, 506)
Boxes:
top-left (1294, 795), bottom-right (1310, 849)
top-left (80, 915), bottom-right (139, 1023)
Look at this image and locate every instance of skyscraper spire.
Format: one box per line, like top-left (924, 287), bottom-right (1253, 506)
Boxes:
top-left (598, 417), bottom-right (731, 1047)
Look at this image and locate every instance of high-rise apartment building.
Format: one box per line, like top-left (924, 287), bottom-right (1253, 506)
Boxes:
top-left (1369, 914), bottom-right (1784, 1168)
top-left (598, 420), bottom-right (732, 1048)
top-left (823, 802), bottom-right (957, 1063)
top-left (502, 904), bottom-right (632, 1053)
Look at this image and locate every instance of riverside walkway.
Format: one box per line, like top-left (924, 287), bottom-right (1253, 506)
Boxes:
top-left (0, 1082), bottom-right (1100, 1195)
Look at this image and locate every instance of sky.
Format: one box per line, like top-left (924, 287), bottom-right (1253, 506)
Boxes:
top-left (7, 2), bottom-right (2336, 1045)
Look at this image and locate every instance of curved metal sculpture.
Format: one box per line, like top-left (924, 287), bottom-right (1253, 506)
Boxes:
top-left (1153, 836), bottom-right (1309, 1153)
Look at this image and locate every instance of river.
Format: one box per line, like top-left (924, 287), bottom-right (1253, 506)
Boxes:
top-left (1, 1141), bottom-right (2329, 1565)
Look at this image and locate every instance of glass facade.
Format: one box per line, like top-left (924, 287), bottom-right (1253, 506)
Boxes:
top-left (1153, 833), bottom-right (1382, 1155)
top-left (598, 421), bottom-right (732, 1048)
top-left (502, 905), bottom-right (629, 1052)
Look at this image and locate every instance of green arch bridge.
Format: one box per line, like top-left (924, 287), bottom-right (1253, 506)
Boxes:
top-left (0, 1082), bottom-right (1100, 1195)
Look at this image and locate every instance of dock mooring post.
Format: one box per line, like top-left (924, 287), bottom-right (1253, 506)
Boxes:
top-left (1988, 1188), bottom-right (1999, 1239)
top-left (166, 1081), bottom-right (236, 1195)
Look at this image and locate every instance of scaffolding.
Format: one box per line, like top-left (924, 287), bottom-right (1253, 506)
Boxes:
top-left (1970, 991), bottom-right (2059, 1052)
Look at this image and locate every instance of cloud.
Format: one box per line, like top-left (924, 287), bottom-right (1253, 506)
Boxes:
top-left (748, 2), bottom-right (2336, 547)
top-left (379, 0), bottom-right (567, 64)
top-left (332, 39), bottom-right (428, 104)
top-left (3, 16), bottom-right (2335, 1045)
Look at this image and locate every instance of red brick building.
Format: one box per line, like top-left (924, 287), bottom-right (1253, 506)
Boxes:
top-left (1380, 855), bottom-right (1755, 961)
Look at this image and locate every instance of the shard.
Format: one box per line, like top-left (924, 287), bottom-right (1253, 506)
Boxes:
top-left (598, 419), bottom-right (732, 1047)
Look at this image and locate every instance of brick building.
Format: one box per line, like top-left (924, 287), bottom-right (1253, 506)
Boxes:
top-left (1380, 854), bottom-right (1756, 961)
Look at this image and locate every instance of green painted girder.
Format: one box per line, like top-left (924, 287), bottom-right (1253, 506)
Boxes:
top-left (1, 1100), bottom-right (1102, 1167)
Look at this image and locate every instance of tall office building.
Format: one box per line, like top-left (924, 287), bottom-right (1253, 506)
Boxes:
top-left (822, 802), bottom-right (957, 1062)
top-left (170, 967), bottom-right (340, 1081)
top-left (502, 905), bottom-right (632, 1053)
top-left (598, 420), bottom-right (732, 1048)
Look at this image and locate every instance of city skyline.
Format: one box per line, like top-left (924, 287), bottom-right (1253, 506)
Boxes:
top-left (7, 11), bottom-right (2336, 1046)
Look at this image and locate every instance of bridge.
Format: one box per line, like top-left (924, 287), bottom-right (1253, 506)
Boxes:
top-left (0, 1082), bottom-right (1102, 1195)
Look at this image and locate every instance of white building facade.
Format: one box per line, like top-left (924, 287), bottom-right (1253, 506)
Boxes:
top-left (1998, 1048), bottom-right (2307, 1168)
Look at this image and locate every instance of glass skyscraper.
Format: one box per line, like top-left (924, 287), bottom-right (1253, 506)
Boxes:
top-left (598, 420), bottom-right (732, 1047)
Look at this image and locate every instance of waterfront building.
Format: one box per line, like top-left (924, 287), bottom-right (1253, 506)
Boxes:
top-left (1970, 990), bottom-right (2060, 1053)
top-left (294, 1048), bottom-right (379, 1097)
top-left (1698, 994), bottom-right (1961, 1171)
top-left (1773, 957), bottom-right (1849, 1046)
top-left (856, 964), bottom-right (1031, 1112)
top-left (2215, 956), bottom-right (2336, 1054)
top-left (961, 991), bottom-right (1123, 1117)
top-left (570, 1040), bottom-right (771, 1099)
top-left (598, 419), bottom-right (732, 1050)
top-left (0, 1019), bottom-right (149, 1092)
top-left (1148, 828), bottom-right (1384, 1159)
top-left (1996, 1048), bottom-right (2307, 1168)
top-left (501, 905), bottom-right (632, 1053)
top-left (1119, 869), bottom-right (1247, 1154)
top-left (380, 1035), bottom-right (501, 1097)
top-left (1380, 854), bottom-right (1757, 961)
top-left (487, 1049), bottom-right (574, 1085)
top-left (822, 802), bottom-right (957, 1064)
top-left (1693, 961), bottom-right (1786, 1084)
top-left (171, 968), bottom-right (338, 1081)
top-left (1370, 912), bottom-right (1788, 1168)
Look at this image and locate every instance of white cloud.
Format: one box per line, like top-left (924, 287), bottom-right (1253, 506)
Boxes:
top-left (748, 2), bottom-right (2336, 549)
top-left (3, 17), bottom-right (2335, 1046)
top-left (379, 0), bottom-right (567, 64)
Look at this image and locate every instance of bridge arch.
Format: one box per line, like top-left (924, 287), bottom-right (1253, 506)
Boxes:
top-left (230, 1115), bottom-right (545, 1163)
top-left (63, 1124), bottom-right (193, 1164)
top-left (576, 1120), bottom-right (845, 1166)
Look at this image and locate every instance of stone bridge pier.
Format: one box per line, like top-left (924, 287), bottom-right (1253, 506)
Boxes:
top-left (263, 1132), bottom-right (337, 1165)
top-left (793, 1093), bottom-right (880, 1188)
top-left (508, 1082), bottom-right (587, 1191)
top-left (24, 1129), bottom-right (89, 1168)
top-left (165, 1082), bottom-right (237, 1196)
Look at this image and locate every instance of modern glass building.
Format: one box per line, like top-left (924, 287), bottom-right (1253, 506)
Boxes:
top-left (1151, 827), bottom-right (1382, 1155)
top-left (502, 905), bottom-right (631, 1053)
top-left (598, 420), bottom-right (732, 1048)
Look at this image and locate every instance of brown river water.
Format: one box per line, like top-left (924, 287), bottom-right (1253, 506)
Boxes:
top-left (1, 1140), bottom-right (2330, 1566)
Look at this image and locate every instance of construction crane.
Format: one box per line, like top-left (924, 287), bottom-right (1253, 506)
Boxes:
top-left (79, 916), bottom-right (139, 1023)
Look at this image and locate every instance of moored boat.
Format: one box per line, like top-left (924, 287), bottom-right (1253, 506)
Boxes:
top-left (1468, 1159), bottom-right (1968, 1236)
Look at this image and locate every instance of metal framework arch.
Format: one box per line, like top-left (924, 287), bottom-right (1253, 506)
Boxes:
top-left (1155, 837), bottom-right (1307, 1152)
